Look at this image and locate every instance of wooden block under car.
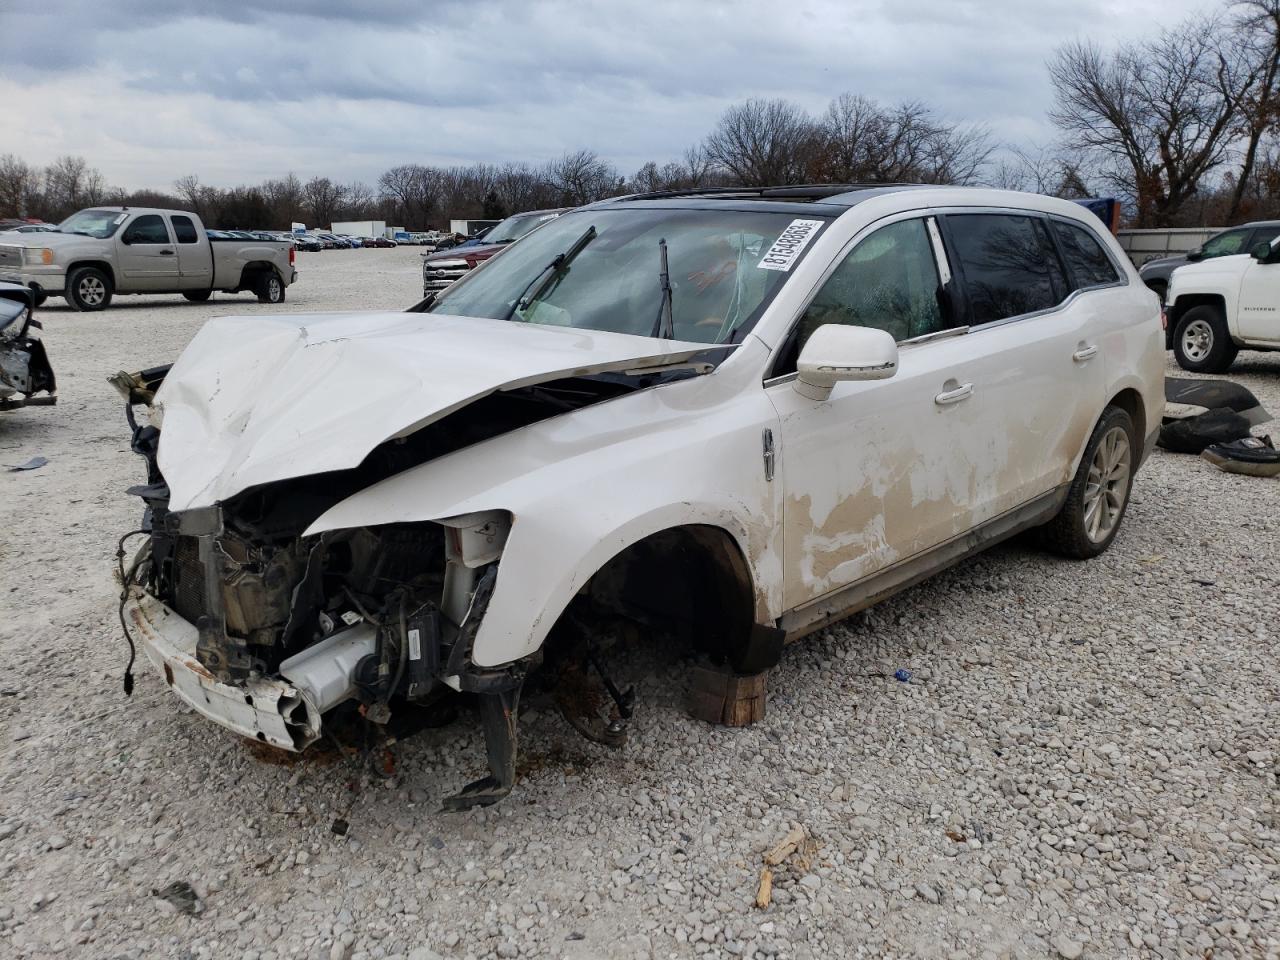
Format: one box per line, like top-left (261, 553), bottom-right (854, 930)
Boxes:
top-left (686, 666), bottom-right (768, 726)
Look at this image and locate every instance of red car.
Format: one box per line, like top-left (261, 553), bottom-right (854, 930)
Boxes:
top-left (421, 208), bottom-right (568, 294)
top-left (371, 236), bottom-right (397, 248)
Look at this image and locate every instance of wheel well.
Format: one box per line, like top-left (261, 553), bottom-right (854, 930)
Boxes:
top-left (1108, 388), bottom-right (1146, 447)
top-left (573, 524), bottom-right (758, 667)
top-left (1167, 293), bottom-right (1225, 329)
top-left (238, 261), bottom-right (278, 289)
top-left (66, 260), bottom-right (116, 288)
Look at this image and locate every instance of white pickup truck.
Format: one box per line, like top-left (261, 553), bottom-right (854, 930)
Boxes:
top-left (1165, 235), bottom-right (1280, 372)
top-left (0, 207), bottom-right (297, 311)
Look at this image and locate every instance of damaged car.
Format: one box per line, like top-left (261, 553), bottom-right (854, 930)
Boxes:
top-left (1, 281), bottom-right (56, 410)
top-left (115, 184), bottom-right (1164, 809)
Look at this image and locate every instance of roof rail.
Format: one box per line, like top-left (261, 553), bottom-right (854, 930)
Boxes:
top-left (614, 182), bottom-right (929, 202)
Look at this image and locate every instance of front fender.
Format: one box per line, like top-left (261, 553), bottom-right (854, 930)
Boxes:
top-left (469, 500), bottom-right (768, 667)
top-left (305, 337), bottom-right (783, 667)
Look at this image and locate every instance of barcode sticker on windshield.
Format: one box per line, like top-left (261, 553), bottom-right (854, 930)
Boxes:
top-left (757, 219), bottom-right (824, 272)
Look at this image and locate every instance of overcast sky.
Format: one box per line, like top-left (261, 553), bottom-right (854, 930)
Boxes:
top-left (1, 0), bottom-right (1214, 191)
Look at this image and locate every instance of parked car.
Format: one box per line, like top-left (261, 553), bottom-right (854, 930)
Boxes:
top-left (371, 236), bottom-right (396, 248)
top-left (116, 185), bottom-right (1162, 809)
top-left (0, 207), bottom-right (296, 310)
top-left (293, 234), bottom-right (324, 252)
top-left (421, 208), bottom-right (568, 293)
top-left (1, 223), bottom-right (58, 234)
top-left (1164, 234), bottom-right (1280, 372)
top-left (0, 281), bottom-right (55, 410)
top-left (1139, 221), bottom-right (1280, 301)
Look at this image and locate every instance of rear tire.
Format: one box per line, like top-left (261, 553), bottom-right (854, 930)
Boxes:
top-left (256, 272), bottom-right (285, 304)
top-left (1041, 406), bottom-right (1137, 560)
top-left (66, 266), bottom-right (112, 311)
top-left (1173, 305), bottom-right (1236, 373)
top-left (182, 289), bottom-right (212, 303)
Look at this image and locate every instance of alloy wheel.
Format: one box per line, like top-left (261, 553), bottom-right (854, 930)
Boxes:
top-left (1083, 426), bottom-right (1131, 543)
top-left (79, 275), bottom-right (105, 306)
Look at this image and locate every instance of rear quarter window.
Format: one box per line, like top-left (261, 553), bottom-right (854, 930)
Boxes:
top-left (1051, 219), bottom-right (1121, 290)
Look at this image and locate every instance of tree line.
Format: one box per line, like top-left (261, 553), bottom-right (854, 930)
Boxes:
top-left (1, 0), bottom-right (1276, 230)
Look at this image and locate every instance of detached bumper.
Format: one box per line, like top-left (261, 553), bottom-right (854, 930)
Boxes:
top-left (125, 589), bottom-right (317, 751)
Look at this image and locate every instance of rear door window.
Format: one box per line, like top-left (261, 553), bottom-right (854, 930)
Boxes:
top-left (1050, 219), bottom-right (1121, 290)
top-left (944, 213), bottom-right (1063, 325)
top-left (122, 215), bottom-right (171, 245)
top-left (170, 216), bottom-right (200, 244)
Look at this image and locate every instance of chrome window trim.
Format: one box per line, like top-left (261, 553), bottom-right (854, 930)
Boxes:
top-left (963, 280), bottom-right (1127, 335)
top-left (762, 202), bottom-right (1133, 385)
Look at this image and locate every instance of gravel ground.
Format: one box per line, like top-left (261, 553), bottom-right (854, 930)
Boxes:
top-left (1, 247), bottom-right (1278, 960)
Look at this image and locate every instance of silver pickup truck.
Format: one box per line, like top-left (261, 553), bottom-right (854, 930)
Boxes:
top-left (0, 207), bottom-right (297, 311)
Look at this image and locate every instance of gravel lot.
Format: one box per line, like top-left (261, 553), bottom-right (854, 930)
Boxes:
top-left (1, 246), bottom-right (1278, 960)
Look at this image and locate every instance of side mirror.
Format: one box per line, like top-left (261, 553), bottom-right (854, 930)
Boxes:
top-left (794, 324), bottom-right (898, 401)
top-left (1185, 247), bottom-right (1204, 262)
top-left (1251, 241), bottom-right (1278, 263)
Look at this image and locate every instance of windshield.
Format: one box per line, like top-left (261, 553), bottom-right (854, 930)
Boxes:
top-left (483, 212), bottom-right (559, 245)
top-left (428, 208), bottom-right (829, 344)
top-left (57, 209), bottom-right (126, 239)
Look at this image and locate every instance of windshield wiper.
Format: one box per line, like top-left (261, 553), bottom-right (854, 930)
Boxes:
top-left (651, 238), bottom-right (674, 339)
top-left (499, 225), bottom-right (596, 323)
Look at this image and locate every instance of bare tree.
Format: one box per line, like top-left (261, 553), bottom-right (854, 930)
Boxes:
top-left (493, 162), bottom-right (553, 214)
top-left (543, 150), bottom-right (623, 205)
top-left (680, 144), bottom-right (716, 187)
top-left (630, 160), bottom-right (663, 193)
top-left (1049, 18), bottom-right (1258, 226)
top-left (172, 174), bottom-right (223, 221)
top-left (41, 155), bottom-right (102, 219)
top-left (378, 164), bottom-right (445, 226)
top-left (703, 98), bottom-right (816, 185)
top-left (1229, 1), bottom-right (1280, 218)
top-left (343, 181), bottom-right (377, 220)
top-left (0, 154), bottom-right (35, 218)
top-left (991, 143), bottom-right (1096, 197)
top-left (302, 176), bottom-right (347, 229)
top-left (262, 173), bottom-right (304, 228)
top-left (813, 95), bottom-right (992, 184)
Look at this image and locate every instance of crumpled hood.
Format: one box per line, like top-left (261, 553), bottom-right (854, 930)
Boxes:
top-left (156, 311), bottom-right (711, 512)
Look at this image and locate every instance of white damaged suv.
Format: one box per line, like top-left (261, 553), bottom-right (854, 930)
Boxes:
top-left (117, 185), bottom-right (1163, 808)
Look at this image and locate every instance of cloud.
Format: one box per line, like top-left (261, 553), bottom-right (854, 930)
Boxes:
top-left (0, 0), bottom-right (1215, 189)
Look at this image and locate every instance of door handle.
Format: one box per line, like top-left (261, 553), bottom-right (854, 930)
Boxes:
top-left (1073, 344), bottom-right (1098, 362)
top-left (934, 382), bottom-right (974, 406)
top-left (158, 249), bottom-right (175, 256)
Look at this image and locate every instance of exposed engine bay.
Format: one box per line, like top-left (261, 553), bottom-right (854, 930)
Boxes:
top-left (0, 282), bottom-right (56, 411)
top-left (113, 358), bottom-right (705, 809)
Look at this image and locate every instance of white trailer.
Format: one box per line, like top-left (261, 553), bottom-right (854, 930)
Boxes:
top-left (330, 220), bottom-right (386, 239)
top-left (1116, 227), bottom-right (1221, 268)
